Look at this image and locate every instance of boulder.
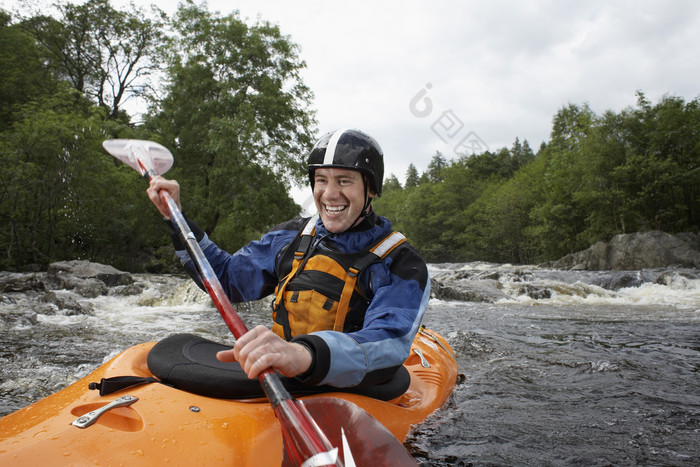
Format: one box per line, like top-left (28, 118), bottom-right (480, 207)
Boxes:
top-left (109, 282), bottom-right (147, 297)
top-left (549, 231), bottom-right (700, 270)
top-left (46, 260), bottom-right (133, 291)
top-left (430, 278), bottom-right (509, 302)
top-left (0, 272), bottom-right (45, 293)
top-left (75, 278), bottom-right (109, 298)
top-left (41, 291), bottom-right (94, 315)
top-left (1, 309), bottom-right (39, 327)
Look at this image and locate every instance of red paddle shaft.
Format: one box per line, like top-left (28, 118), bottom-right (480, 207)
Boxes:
top-left (150, 175), bottom-right (340, 466)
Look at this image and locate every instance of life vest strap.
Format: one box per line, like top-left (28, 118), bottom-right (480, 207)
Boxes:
top-left (294, 214), bottom-right (319, 259)
top-left (274, 216), bottom-right (319, 339)
top-left (333, 232), bottom-right (407, 332)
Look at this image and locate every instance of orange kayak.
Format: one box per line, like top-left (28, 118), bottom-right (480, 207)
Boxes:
top-left (0, 327), bottom-right (457, 465)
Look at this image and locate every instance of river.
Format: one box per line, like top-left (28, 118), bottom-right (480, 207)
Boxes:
top-left (1, 262), bottom-right (699, 466)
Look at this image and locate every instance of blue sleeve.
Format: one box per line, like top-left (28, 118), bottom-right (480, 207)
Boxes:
top-left (176, 228), bottom-right (296, 303)
top-left (302, 244), bottom-right (430, 387)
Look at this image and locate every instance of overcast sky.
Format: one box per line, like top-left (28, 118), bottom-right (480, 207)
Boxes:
top-left (6, 0), bottom-right (700, 206)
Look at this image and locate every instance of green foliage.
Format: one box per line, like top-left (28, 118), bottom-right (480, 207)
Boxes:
top-left (0, 83), bottom-right (163, 270)
top-left (0, 11), bottom-right (57, 127)
top-left (526, 103), bottom-right (597, 258)
top-left (425, 152), bottom-right (447, 183)
top-left (383, 174), bottom-right (402, 192)
top-left (1, 1), bottom-right (697, 270)
top-left (146, 1), bottom-right (315, 249)
top-left (0, 1), bottom-right (316, 271)
top-left (376, 96), bottom-right (699, 263)
top-left (461, 157), bottom-right (546, 263)
top-left (404, 163), bottom-right (419, 188)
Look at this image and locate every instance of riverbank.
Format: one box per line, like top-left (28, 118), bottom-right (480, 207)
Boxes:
top-left (544, 230), bottom-right (700, 270)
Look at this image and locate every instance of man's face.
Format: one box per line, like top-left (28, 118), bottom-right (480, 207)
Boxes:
top-left (313, 168), bottom-right (374, 233)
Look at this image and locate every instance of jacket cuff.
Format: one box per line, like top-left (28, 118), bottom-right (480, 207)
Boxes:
top-left (166, 214), bottom-right (206, 251)
top-left (290, 335), bottom-right (330, 385)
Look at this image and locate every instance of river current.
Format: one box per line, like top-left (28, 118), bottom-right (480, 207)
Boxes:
top-left (1, 262), bottom-right (699, 466)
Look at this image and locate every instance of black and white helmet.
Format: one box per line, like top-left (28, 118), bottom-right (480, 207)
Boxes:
top-left (307, 129), bottom-right (385, 196)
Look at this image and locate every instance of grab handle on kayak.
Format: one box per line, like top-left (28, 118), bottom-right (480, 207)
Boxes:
top-left (72, 395), bottom-right (138, 429)
top-left (413, 348), bottom-right (431, 368)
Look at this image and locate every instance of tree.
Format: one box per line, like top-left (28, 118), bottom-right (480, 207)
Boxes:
top-left (373, 176), bottom-right (403, 232)
top-left (382, 174), bottom-right (402, 192)
top-left (510, 137), bottom-right (535, 172)
top-left (460, 157), bottom-right (546, 263)
top-left (609, 93), bottom-right (700, 233)
top-left (0, 4), bottom-right (173, 271)
top-left (405, 163), bottom-right (419, 188)
top-left (425, 151), bottom-right (447, 183)
top-left (0, 84), bottom-right (157, 270)
top-left (549, 102), bottom-right (594, 150)
top-left (465, 148), bottom-right (513, 180)
top-left (22, 0), bottom-right (165, 120)
top-left (0, 10), bottom-right (57, 127)
top-left (147, 1), bottom-right (316, 250)
top-left (528, 103), bottom-right (596, 258)
top-left (400, 183), bottom-right (454, 261)
top-left (569, 109), bottom-right (630, 243)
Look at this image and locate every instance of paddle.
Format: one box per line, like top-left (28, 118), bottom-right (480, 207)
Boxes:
top-left (103, 139), bottom-right (417, 466)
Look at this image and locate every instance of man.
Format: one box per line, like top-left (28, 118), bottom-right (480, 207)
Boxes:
top-left (147, 129), bottom-right (429, 389)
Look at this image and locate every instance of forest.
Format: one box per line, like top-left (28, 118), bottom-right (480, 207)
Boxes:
top-left (376, 94), bottom-right (699, 263)
top-left (1, 0), bottom-right (698, 271)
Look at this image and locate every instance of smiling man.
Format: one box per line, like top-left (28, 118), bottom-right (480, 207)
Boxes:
top-left (313, 167), bottom-right (370, 233)
top-left (148, 129), bottom-right (429, 394)
top-left (307, 129), bottom-right (382, 233)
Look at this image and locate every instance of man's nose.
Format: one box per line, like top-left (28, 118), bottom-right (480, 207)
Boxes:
top-left (323, 181), bottom-right (342, 199)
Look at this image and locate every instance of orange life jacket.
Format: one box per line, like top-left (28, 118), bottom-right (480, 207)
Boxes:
top-left (272, 216), bottom-right (406, 340)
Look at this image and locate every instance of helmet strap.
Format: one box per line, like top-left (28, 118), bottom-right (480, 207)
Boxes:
top-left (347, 174), bottom-right (373, 230)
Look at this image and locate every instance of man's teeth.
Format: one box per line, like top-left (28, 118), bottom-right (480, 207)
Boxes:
top-left (326, 205), bottom-right (346, 213)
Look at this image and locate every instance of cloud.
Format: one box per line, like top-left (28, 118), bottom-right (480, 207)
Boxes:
top-left (9, 0), bottom-right (699, 187)
top-left (223, 0), bottom-right (700, 186)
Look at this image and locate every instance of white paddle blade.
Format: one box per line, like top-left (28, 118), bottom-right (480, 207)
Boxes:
top-left (103, 139), bottom-right (173, 176)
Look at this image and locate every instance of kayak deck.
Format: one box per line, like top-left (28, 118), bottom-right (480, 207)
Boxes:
top-left (0, 328), bottom-right (457, 465)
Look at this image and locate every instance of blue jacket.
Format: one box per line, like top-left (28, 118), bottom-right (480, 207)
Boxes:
top-left (175, 211), bottom-right (430, 388)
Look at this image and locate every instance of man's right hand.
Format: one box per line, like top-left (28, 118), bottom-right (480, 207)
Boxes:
top-left (147, 176), bottom-right (182, 219)
top-left (216, 325), bottom-right (313, 380)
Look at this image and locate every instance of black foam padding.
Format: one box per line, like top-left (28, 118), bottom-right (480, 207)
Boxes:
top-left (147, 333), bottom-right (410, 401)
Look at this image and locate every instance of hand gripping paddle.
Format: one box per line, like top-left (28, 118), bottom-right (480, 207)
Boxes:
top-left (103, 139), bottom-right (417, 466)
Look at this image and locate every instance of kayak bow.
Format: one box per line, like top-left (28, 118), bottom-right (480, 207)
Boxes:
top-left (0, 328), bottom-right (457, 465)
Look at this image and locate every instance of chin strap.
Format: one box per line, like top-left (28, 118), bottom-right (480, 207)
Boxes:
top-left (346, 176), bottom-right (373, 231)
